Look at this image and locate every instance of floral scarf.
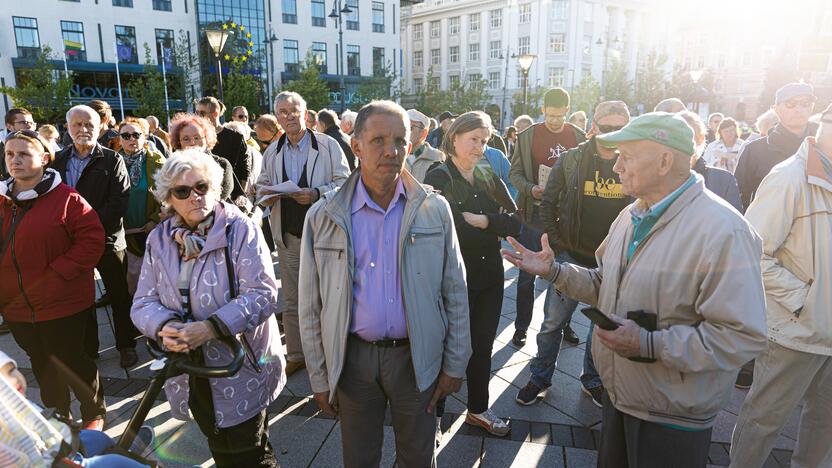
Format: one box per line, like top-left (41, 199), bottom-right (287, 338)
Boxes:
top-left (121, 148), bottom-right (146, 186)
top-left (170, 211), bottom-right (215, 319)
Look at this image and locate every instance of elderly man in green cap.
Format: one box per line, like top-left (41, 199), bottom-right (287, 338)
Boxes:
top-left (502, 112), bottom-right (768, 468)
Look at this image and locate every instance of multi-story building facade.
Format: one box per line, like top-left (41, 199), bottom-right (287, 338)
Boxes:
top-left (1, 0), bottom-right (196, 117)
top-left (401, 0), bottom-right (664, 126)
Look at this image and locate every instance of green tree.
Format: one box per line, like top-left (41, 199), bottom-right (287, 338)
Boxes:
top-left (758, 50), bottom-right (800, 114)
top-left (634, 51), bottom-right (669, 113)
top-left (667, 65), bottom-right (696, 104)
top-left (601, 57), bottom-right (633, 106)
top-left (222, 61), bottom-right (262, 120)
top-left (0, 46), bottom-right (72, 125)
top-left (511, 86), bottom-right (547, 119)
top-left (571, 75), bottom-right (601, 116)
top-left (413, 67), bottom-right (448, 117)
top-left (284, 53), bottom-right (331, 110)
top-left (353, 62), bottom-right (398, 107)
top-left (128, 43), bottom-right (169, 120)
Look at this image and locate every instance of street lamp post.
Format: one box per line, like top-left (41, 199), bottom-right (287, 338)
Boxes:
top-left (263, 31), bottom-right (278, 107)
top-left (330, 0), bottom-right (353, 112)
top-left (205, 29), bottom-right (230, 102)
top-left (517, 54), bottom-right (536, 115)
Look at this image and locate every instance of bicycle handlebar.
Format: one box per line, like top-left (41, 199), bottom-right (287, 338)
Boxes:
top-left (145, 335), bottom-right (246, 379)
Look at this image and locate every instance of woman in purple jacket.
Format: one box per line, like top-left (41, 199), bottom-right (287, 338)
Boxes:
top-left (130, 149), bottom-right (285, 467)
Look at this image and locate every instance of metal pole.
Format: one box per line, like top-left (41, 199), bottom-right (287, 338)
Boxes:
top-left (338, 2), bottom-right (346, 112)
top-left (113, 42), bottom-right (126, 121)
top-left (215, 55), bottom-right (224, 102)
top-left (159, 41), bottom-right (171, 127)
top-left (523, 71), bottom-right (529, 115)
top-left (501, 49), bottom-right (510, 130)
top-left (63, 54), bottom-right (72, 101)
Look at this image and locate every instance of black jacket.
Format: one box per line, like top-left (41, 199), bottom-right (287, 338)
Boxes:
top-left (323, 125), bottom-right (356, 171)
top-left (213, 127), bottom-right (251, 199)
top-left (52, 143), bottom-right (130, 251)
top-left (424, 160), bottom-right (521, 286)
top-left (734, 122), bottom-right (818, 211)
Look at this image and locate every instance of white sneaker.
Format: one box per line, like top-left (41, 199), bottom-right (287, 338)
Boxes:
top-left (465, 409), bottom-right (510, 436)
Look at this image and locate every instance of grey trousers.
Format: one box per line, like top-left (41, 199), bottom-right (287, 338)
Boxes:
top-left (730, 341), bottom-right (832, 468)
top-left (598, 393), bottom-right (712, 468)
top-left (336, 335), bottom-right (437, 468)
top-left (276, 232), bottom-right (303, 362)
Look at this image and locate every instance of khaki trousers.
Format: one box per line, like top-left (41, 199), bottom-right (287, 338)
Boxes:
top-left (276, 232), bottom-right (303, 362)
top-left (730, 341), bottom-right (832, 468)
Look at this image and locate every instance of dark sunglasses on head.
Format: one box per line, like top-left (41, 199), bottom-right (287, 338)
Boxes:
top-left (171, 181), bottom-right (210, 200)
top-left (783, 99), bottom-right (814, 109)
top-left (237, 114), bottom-right (248, 120)
top-left (5, 129), bottom-right (48, 152)
top-left (596, 124), bottom-right (625, 134)
top-left (120, 132), bottom-right (142, 140)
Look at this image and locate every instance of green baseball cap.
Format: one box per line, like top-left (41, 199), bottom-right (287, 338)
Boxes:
top-left (597, 112), bottom-right (695, 155)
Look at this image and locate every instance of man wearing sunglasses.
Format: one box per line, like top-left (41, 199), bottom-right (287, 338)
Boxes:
top-left (515, 100), bottom-right (633, 408)
top-left (730, 104), bottom-right (832, 468)
top-left (735, 82), bottom-right (818, 210)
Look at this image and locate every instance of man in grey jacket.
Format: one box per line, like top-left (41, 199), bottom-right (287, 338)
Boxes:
top-left (298, 101), bottom-right (471, 468)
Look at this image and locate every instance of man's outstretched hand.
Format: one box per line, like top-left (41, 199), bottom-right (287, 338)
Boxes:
top-left (501, 233), bottom-right (556, 277)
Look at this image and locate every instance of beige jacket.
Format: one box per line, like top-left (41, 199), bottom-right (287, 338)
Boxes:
top-left (405, 142), bottom-right (445, 183)
top-left (545, 175), bottom-right (767, 429)
top-left (745, 138), bottom-right (832, 356)
top-left (298, 170), bottom-right (472, 400)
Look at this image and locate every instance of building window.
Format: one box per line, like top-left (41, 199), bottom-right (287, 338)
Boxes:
top-left (490, 9), bottom-right (502, 29)
top-left (489, 40), bottom-right (501, 59)
top-left (548, 67), bottom-right (564, 87)
top-left (155, 29), bottom-right (175, 66)
top-left (448, 17), bottom-right (459, 35)
top-left (346, 0), bottom-right (359, 30)
top-left (152, 0), bottom-right (172, 11)
top-left (413, 23), bottom-right (423, 41)
top-left (429, 76), bottom-right (439, 89)
top-left (449, 74), bottom-right (460, 88)
top-left (469, 73), bottom-right (482, 89)
top-left (468, 43), bottom-right (479, 61)
top-left (584, 2), bottom-right (594, 23)
top-left (552, 0), bottom-right (568, 19)
top-left (312, 42), bottom-right (327, 73)
top-left (489, 71), bottom-right (501, 89)
top-left (284, 39), bottom-right (299, 72)
top-left (430, 20), bottom-right (440, 38)
top-left (583, 34), bottom-right (593, 55)
top-left (282, 0), bottom-right (297, 24)
top-left (519, 4), bottom-right (532, 23)
top-left (115, 25), bottom-right (137, 64)
top-left (430, 48), bottom-right (440, 66)
top-left (414, 50), bottom-right (423, 68)
top-left (518, 36), bottom-right (530, 55)
top-left (469, 13), bottom-right (480, 32)
top-left (113, 0), bottom-right (133, 7)
top-left (549, 33), bottom-right (565, 53)
top-left (347, 45), bottom-right (360, 75)
top-left (12, 17), bottom-right (40, 59)
top-left (449, 46), bottom-right (459, 63)
top-left (582, 66), bottom-right (592, 79)
top-left (311, 0), bottom-right (326, 27)
top-left (372, 2), bottom-right (384, 33)
top-left (372, 47), bottom-right (385, 76)
top-left (413, 77), bottom-right (423, 93)
top-left (61, 21), bottom-right (86, 62)
top-left (517, 68), bottom-right (526, 88)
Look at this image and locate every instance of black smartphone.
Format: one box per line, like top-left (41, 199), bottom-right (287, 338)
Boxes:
top-left (581, 307), bottom-right (619, 331)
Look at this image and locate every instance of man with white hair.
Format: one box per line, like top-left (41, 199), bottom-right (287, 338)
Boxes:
top-left (52, 105), bottom-right (135, 370)
top-left (256, 92), bottom-right (350, 377)
top-left (404, 109), bottom-right (444, 182)
top-left (340, 109), bottom-right (357, 135)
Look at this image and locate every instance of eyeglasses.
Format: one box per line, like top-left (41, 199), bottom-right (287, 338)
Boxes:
top-left (119, 132), bottom-right (142, 140)
top-left (410, 123), bottom-right (425, 131)
top-left (13, 120), bottom-right (36, 128)
top-left (180, 135), bottom-right (204, 144)
top-left (596, 124), bottom-right (625, 134)
top-left (783, 99), bottom-right (814, 109)
top-left (237, 114), bottom-right (248, 120)
top-left (277, 110), bottom-right (302, 119)
top-left (170, 181), bottom-right (210, 200)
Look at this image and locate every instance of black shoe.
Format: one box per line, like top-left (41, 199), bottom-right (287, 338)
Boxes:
top-left (95, 293), bottom-right (111, 308)
top-left (119, 348), bottom-right (138, 368)
top-left (0, 321), bottom-right (10, 335)
top-left (512, 329), bottom-right (527, 347)
top-left (581, 385), bottom-right (604, 408)
top-left (735, 370), bottom-right (753, 389)
top-left (563, 324), bottom-right (579, 344)
top-left (515, 381), bottom-right (544, 406)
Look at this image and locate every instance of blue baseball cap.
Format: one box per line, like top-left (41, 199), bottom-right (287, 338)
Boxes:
top-left (775, 83), bottom-right (815, 105)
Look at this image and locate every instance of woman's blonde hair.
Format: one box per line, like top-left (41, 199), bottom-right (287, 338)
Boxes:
top-left (154, 149), bottom-right (223, 207)
top-left (441, 111), bottom-right (493, 158)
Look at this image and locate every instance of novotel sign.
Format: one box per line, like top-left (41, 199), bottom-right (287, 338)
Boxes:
top-left (71, 84), bottom-right (133, 100)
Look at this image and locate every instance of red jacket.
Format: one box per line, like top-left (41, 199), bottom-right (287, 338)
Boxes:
top-left (0, 183), bottom-right (104, 323)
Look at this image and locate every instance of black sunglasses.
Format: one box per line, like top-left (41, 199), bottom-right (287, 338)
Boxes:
top-left (171, 181), bottom-right (210, 200)
top-left (120, 132), bottom-right (142, 140)
top-left (596, 124), bottom-right (625, 134)
top-left (237, 114), bottom-right (248, 119)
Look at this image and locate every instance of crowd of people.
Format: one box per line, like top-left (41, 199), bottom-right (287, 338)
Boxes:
top-left (0, 79), bottom-right (829, 468)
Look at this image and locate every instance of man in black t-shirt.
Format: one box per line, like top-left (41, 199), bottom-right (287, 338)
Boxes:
top-left (515, 101), bottom-right (632, 408)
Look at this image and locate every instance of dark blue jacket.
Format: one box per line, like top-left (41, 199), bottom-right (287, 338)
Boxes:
top-left (693, 157), bottom-right (742, 212)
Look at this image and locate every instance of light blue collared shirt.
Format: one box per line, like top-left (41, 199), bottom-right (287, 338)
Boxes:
top-left (283, 131), bottom-right (310, 183)
top-left (66, 146), bottom-right (94, 188)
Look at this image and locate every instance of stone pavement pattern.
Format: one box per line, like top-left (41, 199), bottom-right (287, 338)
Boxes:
top-left (0, 260), bottom-right (799, 467)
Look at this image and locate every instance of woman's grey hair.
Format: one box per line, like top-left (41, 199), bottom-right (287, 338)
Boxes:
top-left (353, 101), bottom-right (410, 140)
top-left (441, 111), bottom-right (493, 158)
top-left (513, 114), bottom-right (534, 128)
top-left (224, 121), bottom-right (252, 141)
top-left (756, 109), bottom-right (779, 133)
top-left (154, 149), bottom-right (224, 205)
top-left (274, 91), bottom-right (306, 112)
top-left (341, 109), bottom-right (357, 125)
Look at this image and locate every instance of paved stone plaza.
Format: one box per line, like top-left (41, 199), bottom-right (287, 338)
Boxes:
top-left (0, 260), bottom-right (799, 467)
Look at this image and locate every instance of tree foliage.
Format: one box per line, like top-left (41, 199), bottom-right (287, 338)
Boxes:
top-left (571, 75), bottom-right (601, 115)
top-left (602, 57), bottom-right (633, 106)
top-left (634, 52), bottom-right (669, 113)
top-left (222, 61), bottom-right (262, 120)
top-left (0, 46), bottom-right (72, 125)
top-left (284, 53), bottom-right (331, 111)
top-left (128, 44), bottom-right (169, 120)
top-left (408, 68), bottom-right (493, 117)
top-left (510, 86), bottom-right (547, 119)
top-left (353, 62), bottom-right (398, 107)
top-left (758, 50), bottom-right (800, 114)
